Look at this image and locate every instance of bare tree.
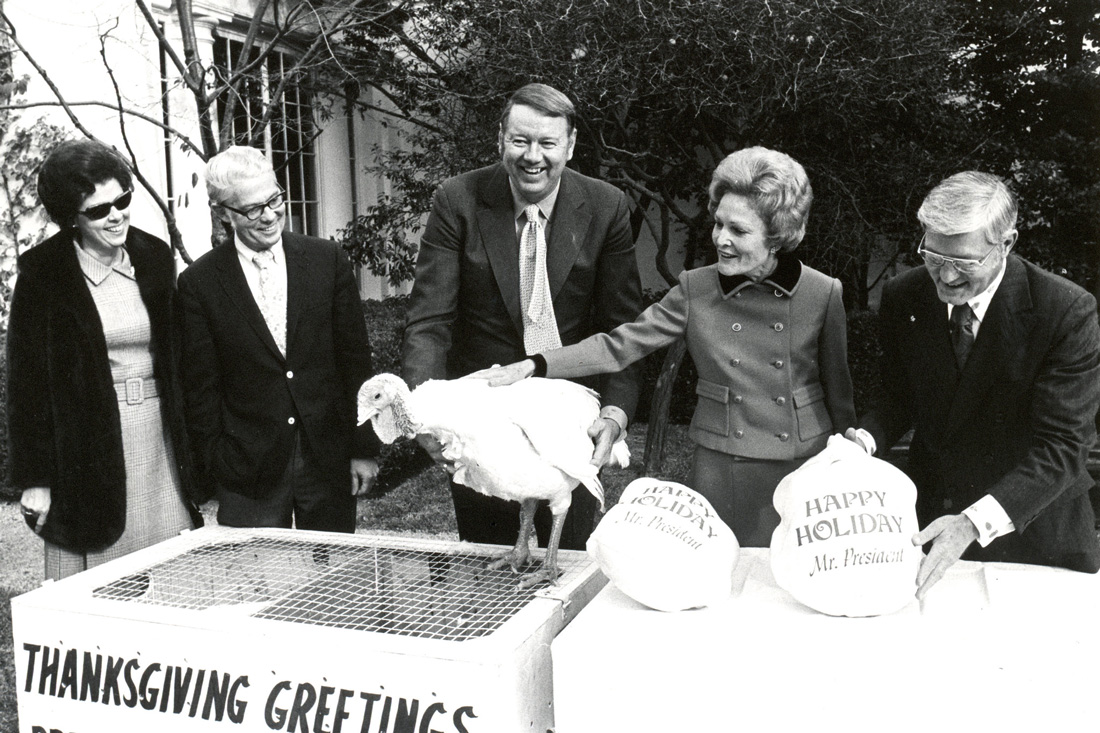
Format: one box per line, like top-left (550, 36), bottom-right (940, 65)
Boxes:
top-left (1, 0), bottom-right (405, 256)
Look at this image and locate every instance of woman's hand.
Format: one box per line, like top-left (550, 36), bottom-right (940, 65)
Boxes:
top-left (465, 360), bottom-right (537, 387)
top-left (21, 486), bottom-right (51, 533)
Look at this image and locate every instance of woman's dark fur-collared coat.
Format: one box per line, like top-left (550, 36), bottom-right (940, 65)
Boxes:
top-left (6, 227), bottom-right (202, 552)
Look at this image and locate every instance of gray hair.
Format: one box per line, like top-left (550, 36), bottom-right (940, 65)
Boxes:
top-left (708, 147), bottom-right (813, 252)
top-left (205, 146), bottom-right (275, 206)
top-left (917, 171), bottom-right (1018, 243)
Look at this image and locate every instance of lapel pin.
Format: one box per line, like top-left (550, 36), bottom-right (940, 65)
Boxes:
top-left (909, 315), bottom-right (916, 322)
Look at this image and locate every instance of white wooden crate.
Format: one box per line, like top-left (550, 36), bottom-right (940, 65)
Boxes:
top-left (12, 526), bottom-right (606, 733)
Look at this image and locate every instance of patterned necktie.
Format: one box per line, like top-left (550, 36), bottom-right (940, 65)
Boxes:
top-left (519, 204), bottom-right (562, 354)
top-left (949, 303), bottom-right (976, 369)
top-left (252, 248), bottom-right (286, 356)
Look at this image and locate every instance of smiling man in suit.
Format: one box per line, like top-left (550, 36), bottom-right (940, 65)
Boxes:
top-left (178, 146), bottom-right (379, 532)
top-left (403, 83), bottom-right (643, 550)
top-left (848, 171), bottom-right (1100, 599)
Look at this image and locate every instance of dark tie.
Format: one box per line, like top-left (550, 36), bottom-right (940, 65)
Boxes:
top-left (949, 303), bottom-right (976, 369)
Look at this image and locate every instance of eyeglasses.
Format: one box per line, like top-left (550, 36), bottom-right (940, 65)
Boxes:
top-left (917, 235), bottom-right (1001, 274)
top-left (78, 189), bottom-right (133, 220)
top-left (220, 190), bottom-right (286, 221)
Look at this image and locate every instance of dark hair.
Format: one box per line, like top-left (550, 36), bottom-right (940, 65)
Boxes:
top-left (37, 139), bottom-right (133, 228)
top-left (499, 83), bottom-right (576, 135)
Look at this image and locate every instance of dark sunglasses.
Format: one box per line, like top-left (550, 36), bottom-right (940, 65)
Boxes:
top-left (78, 189), bottom-right (133, 220)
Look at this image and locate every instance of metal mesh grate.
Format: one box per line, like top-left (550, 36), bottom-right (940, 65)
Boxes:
top-left (90, 535), bottom-right (584, 641)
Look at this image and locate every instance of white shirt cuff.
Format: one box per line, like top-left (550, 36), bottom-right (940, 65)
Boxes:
top-left (599, 406), bottom-right (628, 440)
top-left (852, 428), bottom-right (877, 456)
top-left (962, 495), bottom-right (1016, 547)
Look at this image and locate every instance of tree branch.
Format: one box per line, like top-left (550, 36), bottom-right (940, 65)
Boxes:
top-left (0, 101), bottom-right (204, 156)
top-left (219, 0), bottom-right (273, 149)
top-left (134, 0), bottom-right (192, 91)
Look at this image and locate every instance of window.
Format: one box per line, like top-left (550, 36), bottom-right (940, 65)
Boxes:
top-left (212, 37), bottom-right (319, 236)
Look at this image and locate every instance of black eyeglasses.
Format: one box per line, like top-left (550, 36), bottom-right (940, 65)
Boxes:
top-left (917, 234), bottom-right (1001, 274)
top-left (219, 190), bottom-right (286, 221)
top-left (78, 189), bottom-right (133, 220)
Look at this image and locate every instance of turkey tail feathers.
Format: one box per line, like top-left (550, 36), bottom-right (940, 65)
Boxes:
top-left (608, 440), bottom-right (630, 469)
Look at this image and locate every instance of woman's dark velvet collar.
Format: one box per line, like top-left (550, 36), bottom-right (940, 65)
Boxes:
top-left (719, 251), bottom-right (802, 297)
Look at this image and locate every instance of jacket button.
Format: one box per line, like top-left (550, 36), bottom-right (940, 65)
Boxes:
top-left (288, 417), bottom-right (296, 425)
top-left (734, 292), bottom-right (742, 298)
top-left (286, 370), bottom-right (294, 379)
top-left (733, 395), bottom-right (743, 404)
top-left (773, 360), bottom-right (784, 368)
top-left (735, 430), bottom-right (744, 438)
top-left (774, 289), bottom-right (784, 297)
top-left (730, 358), bottom-right (740, 366)
top-left (732, 323), bottom-right (742, 332)
top-left (773, 323), bottom-right (784, 332)
top-left (943, 498), bottom-right (953, 509)
top-left (775, 396), bottom-right (786, 406)
top-left (777, 432), bottom-right (790, 441)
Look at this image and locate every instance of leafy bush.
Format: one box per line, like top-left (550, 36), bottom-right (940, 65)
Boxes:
top-left (362, 295), bottom-right (407, 377)
top-left (846, 308), bottom-right (884, 417)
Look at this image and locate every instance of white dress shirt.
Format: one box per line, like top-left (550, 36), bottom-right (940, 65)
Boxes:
top-left (235, 236), bottom-right (288, 315)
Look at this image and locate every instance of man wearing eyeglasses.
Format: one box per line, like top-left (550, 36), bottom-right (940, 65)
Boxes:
top-left (177, 146), bottom-right (380, 532)
top-left (847, 171), bottom-right (1100, 599)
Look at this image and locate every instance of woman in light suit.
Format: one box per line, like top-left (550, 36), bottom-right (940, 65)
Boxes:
top-left (474, 147), bottom-right (855, 546)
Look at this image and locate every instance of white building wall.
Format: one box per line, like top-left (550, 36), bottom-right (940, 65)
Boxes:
top-left (3, 0), bottom-right (394, 295)
top-left (5, 1), bottom-right (182, 240)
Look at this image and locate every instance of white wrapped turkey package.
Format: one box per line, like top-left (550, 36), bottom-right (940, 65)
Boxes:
top-left (770, 435), bottom-right (922, 616)
top-left (586, 478), bottom-right (739, 612)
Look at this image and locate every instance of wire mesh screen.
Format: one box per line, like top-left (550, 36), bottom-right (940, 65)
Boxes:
top-left (90, 534), bottom-right (587, 642)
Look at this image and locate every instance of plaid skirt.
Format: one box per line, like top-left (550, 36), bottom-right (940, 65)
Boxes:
top-left (44, 393), bottom-right (192, 580)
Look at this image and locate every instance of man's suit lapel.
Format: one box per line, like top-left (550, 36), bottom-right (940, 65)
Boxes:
top-left (475, 166), bottom-right (593, 336)
top-left (214, 241), bottom-right (284, 362)
top-left (476, 166), bottom-right (524, 334)
top-left (283, 232), bottom-right (307, 359)
top-left (946, 256), bottom-right (1032, 432)
top-left (909, 276), bottom-right (960, 430)
top-left (546, 169), bottom-right (590, 299)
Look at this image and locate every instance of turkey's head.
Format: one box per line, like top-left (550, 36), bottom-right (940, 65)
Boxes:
top-left (356, 373), bottom-right (417, 444)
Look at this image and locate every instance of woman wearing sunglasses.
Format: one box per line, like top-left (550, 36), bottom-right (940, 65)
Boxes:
top-left (7, 138), bottom-right (202, 579)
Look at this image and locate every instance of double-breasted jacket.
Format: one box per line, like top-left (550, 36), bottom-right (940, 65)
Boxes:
top-left (543, 256), bottom-right (855, 460)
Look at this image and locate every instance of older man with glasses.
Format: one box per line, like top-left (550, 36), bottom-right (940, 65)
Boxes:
top-left (177, 146), bottom-right (380, 532)
top-left (847, 171), bottom-right (1100, 599)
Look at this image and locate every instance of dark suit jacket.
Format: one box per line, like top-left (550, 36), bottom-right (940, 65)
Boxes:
top-left (403, 164), bottom-right (643, 419)
top-left (862, 255), bottom-right (1100, 571)
top-left (177, 232), bottom-right (378, 498)
top-left (7, 227), bottom-right (201, 551)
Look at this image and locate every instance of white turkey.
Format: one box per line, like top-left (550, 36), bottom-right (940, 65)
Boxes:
top-left (356, 373), bottom-right (629, 586)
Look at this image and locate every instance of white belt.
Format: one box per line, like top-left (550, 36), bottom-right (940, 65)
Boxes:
top-left (114, 377), bottom-right (158, 405)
